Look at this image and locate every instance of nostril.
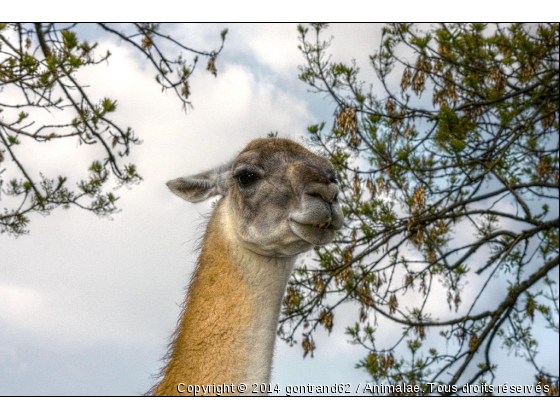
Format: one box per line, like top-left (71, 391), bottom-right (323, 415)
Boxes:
top-left (305, 182), bottom-right (339, 205)
top-left (306, 190), bottom-right (339, 205)
top-left (306, 192), bottom-right (323, 200)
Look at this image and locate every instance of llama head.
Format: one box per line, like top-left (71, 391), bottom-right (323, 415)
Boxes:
top-left (167, 138), bottom-right (344, 257)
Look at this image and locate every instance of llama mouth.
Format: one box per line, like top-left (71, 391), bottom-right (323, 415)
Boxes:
top-left (290, 219), bottom-right (334, 231)
top-left (309, 221), bottom-right (332, 230)
top-left (288, 219), bottom-right (336, 246)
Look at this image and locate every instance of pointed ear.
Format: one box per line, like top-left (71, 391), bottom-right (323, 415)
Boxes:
top-left (167, 163), bottom-right (231, 203)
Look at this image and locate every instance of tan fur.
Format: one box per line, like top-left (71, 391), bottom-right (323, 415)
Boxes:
top-left (154, 203), bottom-right (254, 395)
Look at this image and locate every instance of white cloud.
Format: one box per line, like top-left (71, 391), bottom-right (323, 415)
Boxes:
top-left (241, 24), bottom-right (303, 74)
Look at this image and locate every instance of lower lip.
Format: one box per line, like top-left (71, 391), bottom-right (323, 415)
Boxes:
top-left (290, 220), bottom-right (332, 231)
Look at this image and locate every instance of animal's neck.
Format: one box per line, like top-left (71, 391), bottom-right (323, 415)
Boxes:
top-left (154, 201), bottom-right (295, 396)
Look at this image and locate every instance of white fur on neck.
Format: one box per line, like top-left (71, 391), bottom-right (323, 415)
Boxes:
top-left (221, 201), bottom-right (296, 385)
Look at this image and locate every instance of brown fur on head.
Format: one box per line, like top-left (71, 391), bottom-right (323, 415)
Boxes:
top-left (167, 138), bottom-right (344, 257)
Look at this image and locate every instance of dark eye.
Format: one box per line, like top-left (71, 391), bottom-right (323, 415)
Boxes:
top-left (329, 175), bottom-right (338, 184)
top-left (237, 171), bottom-right (257, 187)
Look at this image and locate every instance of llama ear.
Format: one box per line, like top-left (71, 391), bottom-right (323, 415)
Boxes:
top-left (167, 163), bottom-right (231, 203)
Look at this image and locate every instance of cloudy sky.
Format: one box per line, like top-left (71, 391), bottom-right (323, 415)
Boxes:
top-left (1, 23), bottom-right (557, 396)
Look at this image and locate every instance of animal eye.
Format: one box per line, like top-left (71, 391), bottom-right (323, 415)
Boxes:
top-left (237, 171), bottom-right (257, 187)
top-left (329, 175), bottom-right (338, 184)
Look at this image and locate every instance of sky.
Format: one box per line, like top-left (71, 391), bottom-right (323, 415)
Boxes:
top-left (0, 23), bottom-right (558, 396)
